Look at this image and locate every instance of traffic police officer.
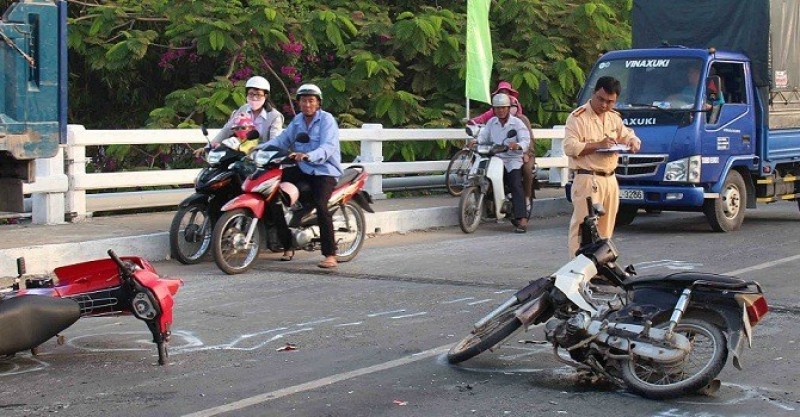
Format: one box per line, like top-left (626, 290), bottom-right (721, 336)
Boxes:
top-left (564, 76), bottom-right (641, 256)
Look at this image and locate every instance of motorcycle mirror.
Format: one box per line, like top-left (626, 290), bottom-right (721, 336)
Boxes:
top-left (16, 257), bottom-right (25, 277)
top-left (465, 126), bottom-right (474, 137)
top-left (593, 203), bottom-right (606, 217)
top-left (201, 125), bottom-right (209, 137)
top-left (296, 132), bottom-right (311, 143)
top-left (625, 264), bottom-right (637, 276)
top-left (506, 130), bottom-right (517, 139)
top-left (246, 130), bottom-right (260, 140)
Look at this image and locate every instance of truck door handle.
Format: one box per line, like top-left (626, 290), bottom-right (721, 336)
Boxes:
top-left (742, 135), bottom-right (751, 144)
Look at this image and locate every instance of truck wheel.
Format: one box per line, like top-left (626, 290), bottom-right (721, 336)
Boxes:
top-left (704, 170), bottom-right (746, 232)
top-left (616, 205), bottom-right (638, 226)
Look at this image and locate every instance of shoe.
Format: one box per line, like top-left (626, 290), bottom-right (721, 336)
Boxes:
top-left (515, 218), bottom-right (528, 233)
top-left (280, 250), bottom-right (295, 261)
top-left (318, 258), bottom-right (338, 269)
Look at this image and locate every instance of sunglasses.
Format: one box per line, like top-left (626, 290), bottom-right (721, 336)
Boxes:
top-left (247, 93), bottom-right (266, 99)
top-left (232, 126), bottom-right (251, 131)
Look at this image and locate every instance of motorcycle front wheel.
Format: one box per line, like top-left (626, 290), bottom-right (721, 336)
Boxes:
top-left (333, 201), bottom-right (366, 262)
top-left (211, 209), bottom-right (261, 275)
top-left (169, 203), bottom-right (211, 264)
top-left (620, 318), bottom-right (727, 400)
top-left (446, 149), bottom-right (473, 196)
top-left (459, 186), bottom-right (484, 234)
top-left (447, 302), bottom-right (522, 364)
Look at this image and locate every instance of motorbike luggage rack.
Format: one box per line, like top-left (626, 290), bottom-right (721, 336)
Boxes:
top-left (691, 279), bottom-right (763, 293)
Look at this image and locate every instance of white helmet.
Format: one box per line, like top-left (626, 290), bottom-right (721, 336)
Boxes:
top-left (245, 76), bottom-right (271, 92)
top-left (295, 83), bottom-right (323, 101)
top-left (491, 93), bottom-right (512, 107)
top-left (279, 182), bottom-right (300, 207)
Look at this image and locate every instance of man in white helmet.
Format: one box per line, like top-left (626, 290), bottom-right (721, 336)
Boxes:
top-left (471, 93), bottom-right (532, 232)
top-left (260, 83), bottom-right (343, 269)
top-left (196, 76), bottom-right (284, 156)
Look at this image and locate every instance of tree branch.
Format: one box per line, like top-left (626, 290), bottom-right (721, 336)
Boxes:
top-left (260, 56), bottom-right (296, 116)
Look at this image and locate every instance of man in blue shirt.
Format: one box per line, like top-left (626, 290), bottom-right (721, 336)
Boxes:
top-left (261, 83), bottom-right (343, 268)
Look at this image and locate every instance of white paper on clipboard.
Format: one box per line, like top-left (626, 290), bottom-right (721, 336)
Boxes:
top-left (596, 144), bottom-right (630, 153)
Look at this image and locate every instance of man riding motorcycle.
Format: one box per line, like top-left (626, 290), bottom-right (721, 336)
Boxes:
top-left (470, 93), bottom-right (531, 232)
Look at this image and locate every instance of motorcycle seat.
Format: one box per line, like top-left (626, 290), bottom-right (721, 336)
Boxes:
top-left (335, 167), bottom-right (362, 188)
top-left (623, 272), bottom-right (748, 288)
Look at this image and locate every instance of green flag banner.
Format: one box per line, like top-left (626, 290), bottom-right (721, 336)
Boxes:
top-left (465, 0), bottom-right (492, 104)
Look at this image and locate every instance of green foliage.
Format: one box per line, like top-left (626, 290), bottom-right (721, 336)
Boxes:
top-left (66, 0), bottom-right (631, 165)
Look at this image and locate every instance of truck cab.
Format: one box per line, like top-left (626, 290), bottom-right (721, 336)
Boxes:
top-left (575, 46), bottom-right (800, 231)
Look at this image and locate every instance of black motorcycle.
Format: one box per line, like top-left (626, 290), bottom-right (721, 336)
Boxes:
top-left (448, 197), bottom-right (769, 399)
top-left (169, 128), bottom-right (256, 264)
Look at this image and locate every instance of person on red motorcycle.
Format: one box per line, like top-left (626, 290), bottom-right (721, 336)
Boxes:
top-left (258, 83), bottom-right (343, 269)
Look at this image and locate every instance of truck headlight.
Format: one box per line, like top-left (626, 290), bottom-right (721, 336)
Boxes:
top-left (664, 155), bottom-right (701, 183)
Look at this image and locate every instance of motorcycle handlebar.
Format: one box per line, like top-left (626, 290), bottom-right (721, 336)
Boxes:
top-left (107, 249), bottom-right (132, 276)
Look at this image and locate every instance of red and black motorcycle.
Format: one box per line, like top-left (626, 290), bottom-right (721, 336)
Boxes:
top-left (0, 250), bottom-right (182, 365)
top-left (169, 127), bottom-right (257, 264)
top-left (210, 143), bottom-right (374, 275)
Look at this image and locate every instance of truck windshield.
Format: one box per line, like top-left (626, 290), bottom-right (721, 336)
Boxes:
top-left (578, 58), bottom-right (705, 110)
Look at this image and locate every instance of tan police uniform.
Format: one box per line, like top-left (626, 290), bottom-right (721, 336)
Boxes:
top-left (564, 100), bottom-right (640, 256)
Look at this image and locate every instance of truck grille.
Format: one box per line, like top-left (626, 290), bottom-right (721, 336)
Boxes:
top-left (615, 154), bottom-right (668, 178)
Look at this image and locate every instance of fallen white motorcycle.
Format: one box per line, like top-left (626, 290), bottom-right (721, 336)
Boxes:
top-left (448, 197), bottom-right (769, 399)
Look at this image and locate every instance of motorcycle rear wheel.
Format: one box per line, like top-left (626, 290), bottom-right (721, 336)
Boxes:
top-left (459, 186), bottom-right (484, 234)
top-left (211, 209), bottom-right (261, 275)
top-left (620, 318), bottom-right (727, 400)
top-left (447, 303), bottom-right (522, 364)
top-left (334, 201), bottom-right (366, 262)
top-left (169, 203), bottom-right (211, 264)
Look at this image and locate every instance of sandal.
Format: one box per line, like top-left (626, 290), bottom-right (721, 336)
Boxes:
top-left (317, 258), bottom-right (338, 269)
top-left (280, 250), bottom-right (295, 261)
top-left (515, 218), bottom-right (528, 234)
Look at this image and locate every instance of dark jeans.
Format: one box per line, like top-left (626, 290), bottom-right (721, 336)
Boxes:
top-left (503, 168), bottom-right (526, 220)
top-left (271, 166), bottom-right (337, 257)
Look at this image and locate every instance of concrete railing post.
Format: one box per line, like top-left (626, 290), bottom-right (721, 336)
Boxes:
top-left (31, 147), bottom-right (66, 224)
top-left (549, 125), bottom-right (568, 186)
top-left (66, 125), bottom-right (88, 221)
top-left (359, 123), bottom-right (386, 200)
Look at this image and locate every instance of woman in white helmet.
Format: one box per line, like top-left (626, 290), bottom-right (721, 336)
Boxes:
top-left (210, 76), bottom-right (284, 148)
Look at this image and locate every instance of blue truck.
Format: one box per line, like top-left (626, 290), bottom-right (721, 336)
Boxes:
top-left (0, 0), bottom-right (67, 215)
top-left (575, 0), bottom-right (800, 231)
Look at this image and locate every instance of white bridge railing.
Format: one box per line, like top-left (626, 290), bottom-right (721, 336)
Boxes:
top-left (21, 124), bottom-right (567, 224)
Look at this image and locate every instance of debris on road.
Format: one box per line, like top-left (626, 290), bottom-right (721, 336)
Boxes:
top-left (276, 343), bottom-right (298, 352)
top-left (393, 400), bottom-right (408, 406)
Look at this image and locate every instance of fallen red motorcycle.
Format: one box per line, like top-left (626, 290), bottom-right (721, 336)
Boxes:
top-left (0, 250), bottom-right (182, 365)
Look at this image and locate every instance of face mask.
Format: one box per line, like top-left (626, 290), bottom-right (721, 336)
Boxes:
top-left (248, 97), bottom-right (266, 110)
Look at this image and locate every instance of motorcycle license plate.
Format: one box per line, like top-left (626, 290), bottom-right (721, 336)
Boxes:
top-left (620, 189), bottom-right (644, 200)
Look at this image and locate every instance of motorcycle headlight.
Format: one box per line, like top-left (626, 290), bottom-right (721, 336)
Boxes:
top-left (132, 292), bottom-right (158, 320)
top-left (206, 150), bottom-right (224, 165)
top-left (664, 155), bottom-right (701, 183)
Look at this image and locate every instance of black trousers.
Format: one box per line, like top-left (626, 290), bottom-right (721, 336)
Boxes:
top-left (503, 168), bottom-right (526, 220)
top-left (271, 166), bottom-right (337, 257)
